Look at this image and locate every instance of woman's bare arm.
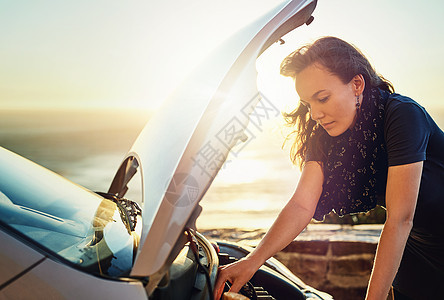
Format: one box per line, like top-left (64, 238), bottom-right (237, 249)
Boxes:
top-left (214, 161), bottom-right (324, 299)
top-left (365, 161), bottom-right (423, 300)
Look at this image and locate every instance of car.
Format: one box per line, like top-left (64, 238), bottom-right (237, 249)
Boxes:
top-left (0, 0), bottom-right (333, 299)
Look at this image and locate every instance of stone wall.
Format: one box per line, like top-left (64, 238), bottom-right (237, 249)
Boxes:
top-left (274, 240), bottom-right (377, 299)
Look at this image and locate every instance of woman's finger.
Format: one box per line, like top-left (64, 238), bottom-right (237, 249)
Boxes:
top-left (228, 281), bottom-right (243, 295)
top-left (214, 267), bottom-right (229, 299)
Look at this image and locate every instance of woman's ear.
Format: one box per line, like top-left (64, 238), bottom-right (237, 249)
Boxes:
top-left (352, 74), bottom-right (365, 94)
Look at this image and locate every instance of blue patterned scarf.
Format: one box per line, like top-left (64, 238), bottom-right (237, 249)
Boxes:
top-left (312, 88), bottom-right (389, 221)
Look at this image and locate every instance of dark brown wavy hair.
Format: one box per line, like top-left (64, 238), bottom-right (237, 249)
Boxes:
top-left (280, 37), bottom-right (394, 169)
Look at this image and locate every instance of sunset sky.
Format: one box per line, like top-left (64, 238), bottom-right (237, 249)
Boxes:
top-left (2, 0), bottom-right (444, 111)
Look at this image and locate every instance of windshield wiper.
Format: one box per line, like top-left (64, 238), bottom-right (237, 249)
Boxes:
top-left (95, 192), bottom-right (141, 233)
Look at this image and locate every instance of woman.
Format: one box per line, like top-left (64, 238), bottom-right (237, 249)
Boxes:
top-left (214, 37), bottom-right (444, 300)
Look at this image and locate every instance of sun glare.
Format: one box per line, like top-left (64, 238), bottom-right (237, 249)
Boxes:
top-left (216, 158), bottom-right (270, 185)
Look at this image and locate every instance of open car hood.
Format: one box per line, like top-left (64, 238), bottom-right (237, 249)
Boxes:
top-left (108, 0), bottom-right (317, 278)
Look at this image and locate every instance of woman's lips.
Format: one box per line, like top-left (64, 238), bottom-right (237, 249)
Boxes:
top-left (321, 121), bottom-right (334, 129)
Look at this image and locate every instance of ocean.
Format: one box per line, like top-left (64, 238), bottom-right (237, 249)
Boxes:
top-left (3, 107), bottom-right (444, 230)
top-left (0, 108), bottom-right (300, 230)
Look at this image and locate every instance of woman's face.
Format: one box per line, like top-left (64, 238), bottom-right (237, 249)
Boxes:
top-left (295, 63), bottom-right (360, 137)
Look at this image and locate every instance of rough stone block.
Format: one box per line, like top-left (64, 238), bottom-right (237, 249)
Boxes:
top-left (300, 256), bottom-right (328, 275)
top-left (322, 286), bottom-right (367, 300)
top-left (282, 240), bottom-right (329, 255)
top-left (298, 272), bottom-right (327, 288)
top-left (273, 252), bottom-right (329, 287)
top-left (330, 241), bottom-right (377, 256)
top-left (329, 257), bottom-right (373, 276)
top-left (327, 273), bottom-right (370, 288)
top-left (273, 252), bottom-right (302, 271)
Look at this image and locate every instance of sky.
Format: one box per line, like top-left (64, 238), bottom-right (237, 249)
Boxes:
top-left (2, 0), bottom-right (444, 111)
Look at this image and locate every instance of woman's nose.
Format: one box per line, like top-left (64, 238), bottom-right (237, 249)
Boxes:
top-left (309, 105), bottom-right (324, 121)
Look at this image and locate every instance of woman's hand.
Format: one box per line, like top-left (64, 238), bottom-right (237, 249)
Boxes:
top-left (213, 257), bottom-right (259, 300)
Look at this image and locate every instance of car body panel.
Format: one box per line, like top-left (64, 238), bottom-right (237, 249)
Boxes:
top-left (1, 257), bottom-right (147, 300)
top-left (0, 230), bottom-right (45, 286)
top-left (0, 229), bottom-right (147, 299)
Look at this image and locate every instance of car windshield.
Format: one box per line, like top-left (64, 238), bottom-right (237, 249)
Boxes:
top-left (0, 148), bottom-right (139, 277)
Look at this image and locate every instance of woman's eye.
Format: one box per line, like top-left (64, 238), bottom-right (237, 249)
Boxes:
top-left (319, 96), bottom-right (329, 103)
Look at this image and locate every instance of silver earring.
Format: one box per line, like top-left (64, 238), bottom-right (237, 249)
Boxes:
top-left (356, 95), bottom-right (360, 110)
